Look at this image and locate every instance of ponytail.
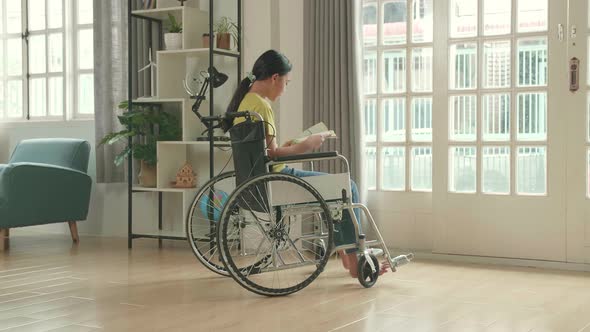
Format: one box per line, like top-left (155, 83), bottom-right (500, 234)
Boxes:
top-left (222, 77), bottom-right (252, 131)
top-left (223, 50), bottom-right (292, 131)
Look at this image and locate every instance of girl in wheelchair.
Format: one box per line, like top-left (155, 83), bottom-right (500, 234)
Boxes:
top-left (186, 50), bottom-right (412, 296)
top-left (225, 49), bottom-right (388, 278)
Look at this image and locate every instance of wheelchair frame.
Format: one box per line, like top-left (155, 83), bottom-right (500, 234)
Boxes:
top-left (186, 111), bottom-right (413, 295)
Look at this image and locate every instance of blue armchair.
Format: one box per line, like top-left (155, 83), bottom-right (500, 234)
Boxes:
top-left (0, 138), bottom-right (92, 250)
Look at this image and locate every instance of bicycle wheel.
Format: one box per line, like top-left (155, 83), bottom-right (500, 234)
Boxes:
top-left (186, 171), bottom-right (235, 276)
top-left (218, 173), bottom-right (334, 296)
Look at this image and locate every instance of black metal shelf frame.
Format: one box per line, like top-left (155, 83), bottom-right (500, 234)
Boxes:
top-left (126, 0), bottom-right (242, 248)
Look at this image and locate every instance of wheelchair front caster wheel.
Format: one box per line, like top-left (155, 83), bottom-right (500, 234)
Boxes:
top-left (357, 254), bottom-right (379, 288)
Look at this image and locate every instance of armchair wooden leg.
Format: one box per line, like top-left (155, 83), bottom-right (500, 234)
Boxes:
top-left (0, 228), bottom-right (9, 251)
top-left (68, 222), bottom-right (79, 244)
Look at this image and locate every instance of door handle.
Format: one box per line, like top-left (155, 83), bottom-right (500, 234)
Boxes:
top-left (570, 57), bottom-right (579, 92)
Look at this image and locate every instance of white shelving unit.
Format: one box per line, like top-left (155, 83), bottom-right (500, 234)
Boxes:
top-left (127, 1), bottom-right (241, 246)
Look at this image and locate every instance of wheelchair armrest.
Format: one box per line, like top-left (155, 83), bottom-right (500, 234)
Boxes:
top-left (272, 151), bottom-right (339, 163)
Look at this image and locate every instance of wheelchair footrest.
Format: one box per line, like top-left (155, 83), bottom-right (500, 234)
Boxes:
top-left (390, 253), bottom-right (414, 272)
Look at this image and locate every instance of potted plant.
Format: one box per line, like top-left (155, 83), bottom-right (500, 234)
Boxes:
top-left (213, 16), bottom-right (238, 50)
top-left (164, 13), bottom-right (183, 50)
top-left (99, 101), bottom-right (181, 187)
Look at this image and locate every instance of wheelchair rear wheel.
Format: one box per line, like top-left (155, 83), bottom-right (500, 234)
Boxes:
top-left (218, 173), bottom-right (334, 296)
top-left (186, 171), bottom-right (235, 276)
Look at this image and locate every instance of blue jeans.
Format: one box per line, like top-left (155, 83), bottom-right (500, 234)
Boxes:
top-left (280, 166), bottom-right (360, 252)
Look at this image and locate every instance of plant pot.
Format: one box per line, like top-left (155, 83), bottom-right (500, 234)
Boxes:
top-left (164, 33), bottom-right (182, 50)
top-left (216, 33), bottom-right (231, 50)
top-left (202, 34), bottom-right (210, 48)
top-left (139, 160), bottom-right (157, 188)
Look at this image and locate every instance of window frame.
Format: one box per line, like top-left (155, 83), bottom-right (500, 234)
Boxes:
top-left (0, 0), bottom-right (94, 123)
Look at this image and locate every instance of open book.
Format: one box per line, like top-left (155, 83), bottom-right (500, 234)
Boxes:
top-left (290, 122), bottom-right (337, 144)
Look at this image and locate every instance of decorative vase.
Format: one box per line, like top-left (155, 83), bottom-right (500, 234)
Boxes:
top-left (164, 33), bottom-right (182, 50)
top-left (216, 33), bottom-right (230, 50)
top-left (139, 160), bottom-right (157, 188)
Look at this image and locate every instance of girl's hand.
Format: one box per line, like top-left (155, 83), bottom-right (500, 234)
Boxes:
top-left (304, 134), bottom-right (325, 150)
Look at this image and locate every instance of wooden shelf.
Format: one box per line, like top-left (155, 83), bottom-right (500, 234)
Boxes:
top-left (158, 48), bottom-right (240, 57)
top-left (132, 98), bottom-right (185, 104)
top-left (133, 186), bottom-right (198, 193)
top-left (131, 7), bottom-right (183, 21)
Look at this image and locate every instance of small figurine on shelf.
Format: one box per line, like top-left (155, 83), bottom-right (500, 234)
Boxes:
top-left (171, 163), bottom-right (197, 188)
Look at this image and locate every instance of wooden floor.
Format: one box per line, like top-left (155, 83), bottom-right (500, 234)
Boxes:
top-left (1, 232), bottom-right (590, 332)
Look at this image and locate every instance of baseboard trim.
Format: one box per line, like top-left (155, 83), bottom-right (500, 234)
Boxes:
top-left (389, 249), bottom-right (590, 272)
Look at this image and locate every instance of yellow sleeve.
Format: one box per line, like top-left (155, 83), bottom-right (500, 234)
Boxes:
top-left (256, 106), bottom-right (276, 137)
top-left (237, 94), bottom-right (277, 136)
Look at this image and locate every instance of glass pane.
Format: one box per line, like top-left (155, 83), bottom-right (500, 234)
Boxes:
top-left (48, 33), bottom-right (63, 72)
top-left (382, 49), bottom-right (406, 93)
top-left (0, 42), bottom-right (3, 77)
top-left (78, 29), bottom-right (94, 70)
top-left (411, 97), bottom-right (432, 142)
top-left (77, 0), bottom-right (93, 25)
top-left (7, 38), bottom-right (22, 76)
top-left (364, 99), bottom-right (377, 142)
top-left (366, 147), bottom-right (377, 190)
top-left (363, 3), bottom-right (377, 47)
top-left (6, 0), bottom-right (22, 34)
top-left (0, 81), bottom-right (3, 118)
top-left (78, 74), bottom-right (94, 114)
top-left (483, 40), bottom-right (511, 88)
top-left (588, 93), bottom-right (590, 142)
top-left (412, 47), bottom-right (432, 92)
top-left (517, 92), bottom-right (547, 141)
top-left (482, 146), bottom-right (510, 194)
top-left (411, 146), bottom-right (432, 191)
top-left (7, 80), bottom-right (23, 118)
top-left (29, 35), bottom-right (46, 74)
top-left (363, 51), bottom-right (377, 94)
top-left (518, 38), bottom-right (547, 87)
top-left (382, 147), bottom-right (405, 190)
top-left (450, 146), bottom-right (477, 193)
top-left (383, 98), bottom-right (405, 142)
top-left (383, 1), bottom-right (407, 45)
top-left (517, 146), bottom-right (546, 195)
top-left (517, 0), bottom-right (547, 33)
top-left (412, 0), bottom-right (433, 43)
top-left (48, 76), bottom-right (63, 116)
top-left (483, 94), bottom-right (510, 141)
top-left (0, 1), bottom-right (3, 34)
top-left (483, 0), bottom-right (511, 35)
top-left (450, 0), bottom-right (477, 38)
top-left (587, 149), bottom-right (590, 198)
top-left (28, 0), bottom-right (46, 31)
top-left (29, 78), bottom-right (46, 117)
top-left (450, 95), bottom-right (477, 141)
top-left (450, 43), bottom-right (477, 89)
top-left (48, 0), bottom-right (63, 29)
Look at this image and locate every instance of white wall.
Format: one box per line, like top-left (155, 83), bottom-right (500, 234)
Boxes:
top-left (0, 0), bottom-right (304, 238)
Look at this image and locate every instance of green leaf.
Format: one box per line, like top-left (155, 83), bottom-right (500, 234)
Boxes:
top-left (114, 146), bottom-right (131, 166)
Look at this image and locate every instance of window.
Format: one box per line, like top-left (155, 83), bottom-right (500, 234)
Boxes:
top-left (0, 0), bottom-right (94, 121)
top-left (448, 0), bottom-right (548, 195)
top-left (362, 0), bottom-right (434, 192)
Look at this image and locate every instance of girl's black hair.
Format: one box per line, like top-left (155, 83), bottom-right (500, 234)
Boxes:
top-left (222, 49), bottom-right (292, 131)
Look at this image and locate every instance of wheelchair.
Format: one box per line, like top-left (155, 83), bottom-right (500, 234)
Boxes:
top-left (186, 111), bottom-right (413, 296)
